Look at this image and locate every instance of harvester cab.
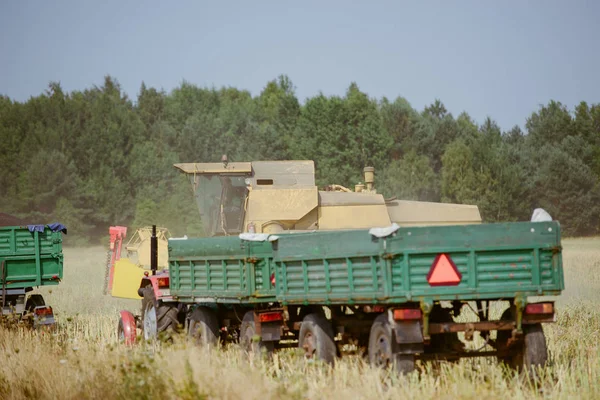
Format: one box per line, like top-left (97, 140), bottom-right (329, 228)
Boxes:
top-left (173, 157), bottom-right (482, 236)
top-left (104, 226), bottom-right (170, 299)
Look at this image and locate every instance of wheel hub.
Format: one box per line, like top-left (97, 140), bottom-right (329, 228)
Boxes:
top-left (143, 303), bottom-right (157, 340)
top-left (303, 332), bottom-right (316, 359)
top-left (374, 334), bottom-right (391, 367)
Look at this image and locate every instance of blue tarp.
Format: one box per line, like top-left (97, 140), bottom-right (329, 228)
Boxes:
top-left (27, 225), bottom-right (45, 233)
top-left (47, 223), bottom-right (67, 234)
top-left (27, 223), bottom-right (67, 234)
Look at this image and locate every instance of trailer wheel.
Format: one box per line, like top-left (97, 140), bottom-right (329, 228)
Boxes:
top-left (368, 314), bottom-right (415, 375)
top-left (239, 311), bottom-right (274, 357)
top-left (140, 287), bottom-right (179, 341)
top-left (497, 309), bottom-right (548, 373)
top-left (298, 313), bottom-right (336, 365)
top-left (188, 306), bottom-right (219, 347)
top-left (518, 324), bottom-right (548, 373)
top-left (25, 294), bottom-right (45, 312)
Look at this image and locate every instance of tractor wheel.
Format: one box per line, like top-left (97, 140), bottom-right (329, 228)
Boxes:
top-left (188, 306), bottom-right (219, 347)
top-left (25, 294), bottom-right (45, 312)
top-left (239, 311), bottom-right (274, 357)
top-left (140, 287), bottom-right (179, 341)
top-left (497, 309), bottom-right (548, 373)
top-left (298, 313), bottom-right (336, 365)
top-left (368, 314), bottom-right (415, 375)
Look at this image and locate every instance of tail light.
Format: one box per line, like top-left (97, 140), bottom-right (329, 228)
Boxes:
top-left (363, 305), bottom-right (385, 313)
top-left (157, 277), bottom-right (170, 288)
top-left (34, 306), bottom-right (54, 316)
top-left (270, 273), bottom-right (276, 287)
top-left (525, 302), bottom-right (553, 315)
top-left (393, 308), bottom-right (422, 321)
top-left (259, 311), bottom-right (283, 323)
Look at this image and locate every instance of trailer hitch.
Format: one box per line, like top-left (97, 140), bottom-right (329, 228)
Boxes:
top-left (420, 300), bottom-right (433, 343)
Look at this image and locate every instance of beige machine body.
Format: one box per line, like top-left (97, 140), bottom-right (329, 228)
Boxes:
top-left (174, 159), bottom-right (481, 236)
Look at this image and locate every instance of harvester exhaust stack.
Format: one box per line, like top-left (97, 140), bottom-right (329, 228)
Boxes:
top-left (364, 166), bottom-right (375, 192)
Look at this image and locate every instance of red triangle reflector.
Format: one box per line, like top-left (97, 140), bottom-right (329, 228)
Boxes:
top-left (427, 254), bottom-right (462, 286)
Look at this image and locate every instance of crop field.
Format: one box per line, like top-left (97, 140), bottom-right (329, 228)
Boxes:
top-left (0, 239), bottom-right (599, 400)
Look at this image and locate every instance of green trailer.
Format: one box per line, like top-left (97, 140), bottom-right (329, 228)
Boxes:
top-left (133, 220), bottom-right (563, 374)
top-left (0, 225), bottom-right (65, 327)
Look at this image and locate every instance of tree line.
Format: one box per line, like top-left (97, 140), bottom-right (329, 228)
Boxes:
top-left (1, 75), bottom-right (599, 244)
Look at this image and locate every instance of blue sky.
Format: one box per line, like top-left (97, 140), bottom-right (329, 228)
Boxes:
top-left (1, 0), bottom-right (598, 131)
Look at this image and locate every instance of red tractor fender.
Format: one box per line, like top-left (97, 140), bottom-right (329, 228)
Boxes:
top-left (137, 271), bottom-right (171, 300)
top-left (119, 310), bottom-right (137, 345)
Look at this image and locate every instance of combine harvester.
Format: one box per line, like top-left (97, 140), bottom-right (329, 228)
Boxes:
top-left (109, 158), bottom-right (563, 374)
top-left (0, 215), bottom-right (65, 329)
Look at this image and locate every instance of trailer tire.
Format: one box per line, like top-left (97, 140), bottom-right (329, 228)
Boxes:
top-left (25, 294), bottom-right (45, 312)
top-left (497, 309), bottom-right (548, 373)
top-left (188, 306), bottom-right (219, 347)
top-left (518, 323), bottom-right (548, 373)
top-left (298, 313), bottom-right (336, 365)
top-left (240, 311), bottom-right (274, 357)
top-left (368, 314), bottom-right (415, 375)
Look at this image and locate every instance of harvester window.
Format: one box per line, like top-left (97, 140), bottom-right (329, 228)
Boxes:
top-left (219, 176), bottom-right (247, 235)
top-left (193, 174), bottom-right (247, 236)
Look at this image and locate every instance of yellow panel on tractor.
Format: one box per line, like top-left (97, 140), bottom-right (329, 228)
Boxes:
top-left (106, 226), bottom-right (170, 300)
top-left (111, 258), bottom-right (145, 299)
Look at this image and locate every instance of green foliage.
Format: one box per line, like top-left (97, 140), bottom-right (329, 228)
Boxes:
top-left (379, 151), bottom-right (438, 201)
top-left (441, 139), bottom-right (481, 205)
top-left (2, 75), bottom-right (600, 239)
top-left (522, 144), bottom-right (600, 235)
top-left (292, 83), bottom-right (392, 187)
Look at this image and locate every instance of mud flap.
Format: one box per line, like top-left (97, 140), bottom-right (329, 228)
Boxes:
top-left (260, 321), bottom-right (282, 341)
top-left (392, 321), bottom-right (424, 354)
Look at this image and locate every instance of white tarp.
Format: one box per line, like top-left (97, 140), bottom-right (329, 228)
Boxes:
top-left (531, 208), bottom-right (553, 222)
top-left (169, 235), bottom-right (188, 241)
top-left (239, 233), bottom-right (280, 242)
top-left (369, 223), bottom-right (401, 238)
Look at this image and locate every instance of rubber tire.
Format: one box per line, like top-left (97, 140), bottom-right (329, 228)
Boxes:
top-left (140, 287), bottom-right (179, 340)
top-left (25, 294), bottom-right (45, 312)
top-left (518, 324), bottom-right (548, 373)
top-left (497, 309), bottom-right (548, 373)
top-left (239, 311), bottom-right (275, 357)
top-left (368, 314), bottom-right (415, 375)
top-left (298, 313), bottom-right (336, 365)
top-left (188, 306), bottom-right (219, 347)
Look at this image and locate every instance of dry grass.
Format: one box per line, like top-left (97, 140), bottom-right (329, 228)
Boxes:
top-left (0, 239), bottom-right (598, 399)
